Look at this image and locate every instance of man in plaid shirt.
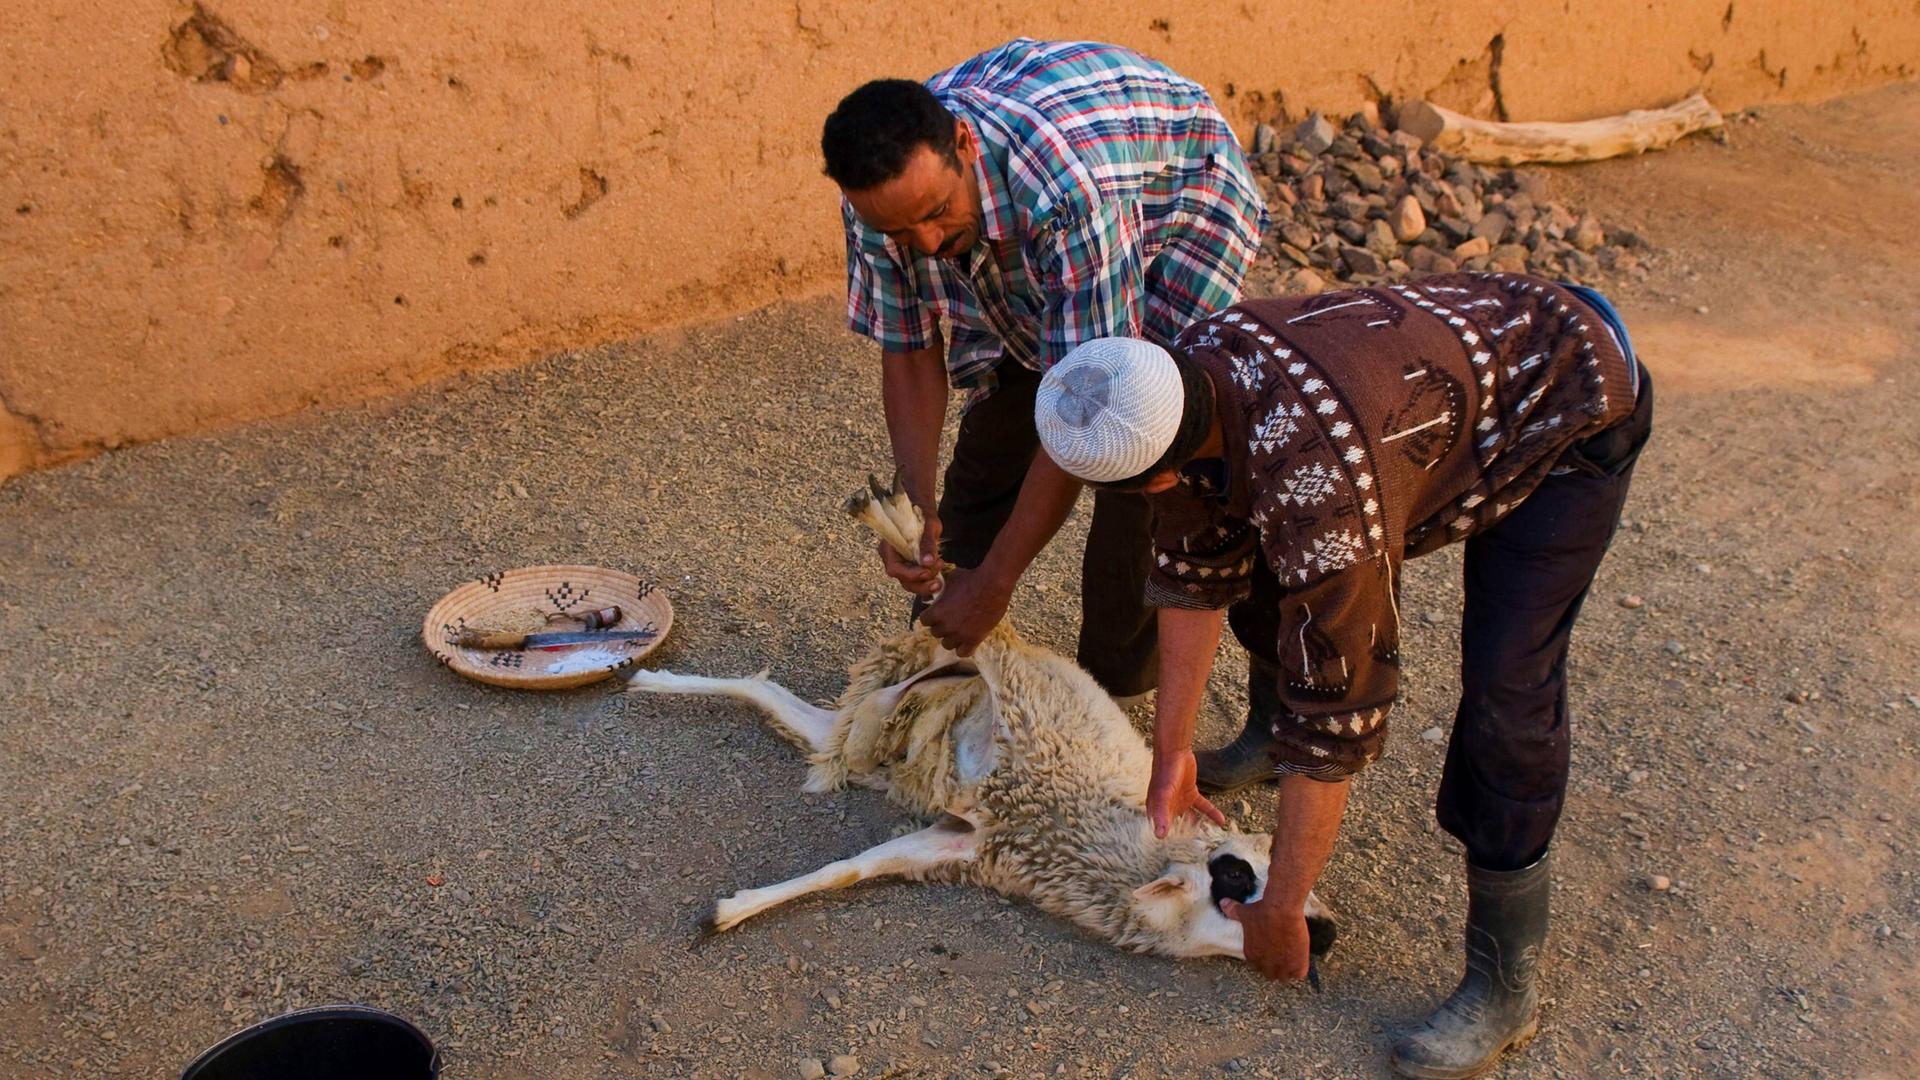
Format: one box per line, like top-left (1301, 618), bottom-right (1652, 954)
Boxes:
top-left (822, 39), bottom-right (1266, 696)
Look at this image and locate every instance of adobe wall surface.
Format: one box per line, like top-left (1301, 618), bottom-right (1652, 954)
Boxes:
top-left (3, 2), bottom-right (1914, 480)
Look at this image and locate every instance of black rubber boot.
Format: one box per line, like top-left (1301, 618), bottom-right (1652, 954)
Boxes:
top-left (1390, 854), bottom-right (1550, 1078)
top-left (1196, 656), bottom-right (1284, 796)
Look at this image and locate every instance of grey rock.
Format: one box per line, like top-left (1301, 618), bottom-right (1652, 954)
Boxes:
top-left (1437, 216), bottom-right (1475, 244)
top-left (1490, 243), bottom-right (1530, 271)
top-left (1279, 268), bottom-right (1328, 294)
top-left (1251, 122), bottom-right (1277, 156)
top-left (1472, 210), bottom-right (1512, 243)
top-left (1405, 246), bottom-right (1458, 274)
top-left (1280, 222), bottom-right (1316, 250)
top-left (1295, 113), bottom-right (1337, 155)
top-left (1340, 245), bottom-right (1386, 276)
top-left (1366, 218), bottom-right (1400, 259)
top-left (1572, 216), bottom-right (1605, 252)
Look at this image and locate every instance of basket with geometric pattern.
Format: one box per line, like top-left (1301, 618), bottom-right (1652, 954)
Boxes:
top-left (422, 564), bottom-right (673, 690)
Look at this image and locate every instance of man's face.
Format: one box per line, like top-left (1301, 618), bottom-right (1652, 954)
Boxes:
top-left (843, 123), bottom-right (983, 261)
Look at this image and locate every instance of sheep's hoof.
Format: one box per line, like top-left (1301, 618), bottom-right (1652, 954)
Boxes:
top-left (1306, 912), bottom-right (1339, 956)
top-left (692, 904), bottom-right (727, 948)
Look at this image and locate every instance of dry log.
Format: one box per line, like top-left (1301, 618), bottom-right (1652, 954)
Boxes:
top-left (1397, 94), bottom-right (1724, 165)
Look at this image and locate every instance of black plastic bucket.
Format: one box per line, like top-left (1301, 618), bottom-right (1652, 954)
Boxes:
top-left (179, 1004), bottom-right (439, 1080)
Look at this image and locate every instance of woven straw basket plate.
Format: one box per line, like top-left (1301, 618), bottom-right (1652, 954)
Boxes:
top-left (423, 565), bottom-right (673, 690)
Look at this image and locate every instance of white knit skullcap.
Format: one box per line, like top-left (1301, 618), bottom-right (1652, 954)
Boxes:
top-left (1035, 338), bottom-right (1184, 483)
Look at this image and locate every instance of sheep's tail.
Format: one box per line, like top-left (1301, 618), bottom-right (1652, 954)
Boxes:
top-left (624, 667), bottom-right (839, 758)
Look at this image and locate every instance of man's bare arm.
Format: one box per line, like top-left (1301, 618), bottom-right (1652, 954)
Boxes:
top-left (1222, 775), bottom-right (1349, 981)
top-left (879, 337), bottom-right (950, 594)
top-left (1145, 605), bottom-right (1229, 837)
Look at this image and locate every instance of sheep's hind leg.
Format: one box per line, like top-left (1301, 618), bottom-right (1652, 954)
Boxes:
top-left (705, 818), bottom-right (978, 935)
top-left (626, 668), bottom-right (837, 755)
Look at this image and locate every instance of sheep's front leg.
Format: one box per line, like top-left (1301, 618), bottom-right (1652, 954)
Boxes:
top-left (705, 818), bottom-right (979, 934)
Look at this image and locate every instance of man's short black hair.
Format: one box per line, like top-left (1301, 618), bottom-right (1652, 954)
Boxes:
top-left (821, 79), bottom-right (959, 191)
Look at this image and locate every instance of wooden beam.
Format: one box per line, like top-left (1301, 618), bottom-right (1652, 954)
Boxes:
top-left (1397, 94), bottom-right (1725, 166)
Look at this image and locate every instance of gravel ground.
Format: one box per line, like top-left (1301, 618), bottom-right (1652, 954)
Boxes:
top-left (2, 85), bottom-right (1917, 1079)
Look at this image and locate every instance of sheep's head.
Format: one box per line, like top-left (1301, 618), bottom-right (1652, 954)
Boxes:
top-left (1121, 827), bottom-right (1273, 960)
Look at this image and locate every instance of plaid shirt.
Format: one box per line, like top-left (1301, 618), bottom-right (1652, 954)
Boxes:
top-left (843, 39), bottom-right (1268, 402)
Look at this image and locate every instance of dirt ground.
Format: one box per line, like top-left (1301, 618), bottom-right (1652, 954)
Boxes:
top-left (2, 83), bottom-right (1917, 1079)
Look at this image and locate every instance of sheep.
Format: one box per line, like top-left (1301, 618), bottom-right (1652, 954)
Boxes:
top-left (624, 476), bottom-right (1334, 963)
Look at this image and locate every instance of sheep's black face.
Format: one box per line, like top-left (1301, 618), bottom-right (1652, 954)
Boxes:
top-left (1208, 852), bottom-right (1257, 910)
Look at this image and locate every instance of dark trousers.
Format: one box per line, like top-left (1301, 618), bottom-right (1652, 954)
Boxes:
top-left (929, 363), bottom-right (1159, 697)
top-left (1437, 369), bottom-right (1654, 870)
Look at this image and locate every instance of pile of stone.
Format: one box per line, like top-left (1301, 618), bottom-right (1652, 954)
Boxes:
top-left (1241, 109), bottom-right (1649, 295)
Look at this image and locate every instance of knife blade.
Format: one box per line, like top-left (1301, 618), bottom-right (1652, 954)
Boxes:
top-left (457, 628), bottom-right (657, 650)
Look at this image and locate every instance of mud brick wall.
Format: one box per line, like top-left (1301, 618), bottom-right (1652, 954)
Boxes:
top-left (2, 2), bottom-right (1914, 480)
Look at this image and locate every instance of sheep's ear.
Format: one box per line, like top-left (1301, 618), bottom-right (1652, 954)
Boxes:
top-left (1132, 874), bottom-right (1193, 902)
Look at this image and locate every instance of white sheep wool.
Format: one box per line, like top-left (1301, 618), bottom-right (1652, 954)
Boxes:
top-left (1035, 338), bottom-right (1185, 483)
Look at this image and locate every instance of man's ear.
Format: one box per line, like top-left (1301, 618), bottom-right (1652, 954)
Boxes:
top-left (953, 119), bottom-right (977, 164)
top-left (1141, 471), bottom-right (1182, 494)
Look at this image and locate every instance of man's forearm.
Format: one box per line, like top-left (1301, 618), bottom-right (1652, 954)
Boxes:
top-left (879, 338), bottom-right (949, 509)
top-left (1152, 606), bottom-right (1226, 755)
top-left (1265, 774), bottom-right (1349, 910)
top-left (974, 452), bottom-right (1082, 586)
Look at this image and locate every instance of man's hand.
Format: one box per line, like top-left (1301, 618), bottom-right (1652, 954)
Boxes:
top-left (1146, 748), bottom-right (1227, 838)
top-left (878, 509), bottom-right (944, 598)
top-left (1220, 895), bottom-right (1313, 981)
top-left (918, 566), bottom-right (1009, 655)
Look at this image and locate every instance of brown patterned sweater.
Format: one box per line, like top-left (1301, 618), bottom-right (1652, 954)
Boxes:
top-left (1145, 273), bottom-right (1637, 778)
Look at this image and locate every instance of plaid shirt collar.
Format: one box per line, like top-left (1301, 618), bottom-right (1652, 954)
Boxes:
top-left (964, 117), bottom-right (1019, 245)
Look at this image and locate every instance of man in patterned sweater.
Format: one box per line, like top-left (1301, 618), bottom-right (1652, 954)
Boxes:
top-left (821, 39), bottom-right (1266, 698)
top-left (1034, 273), bottom-right (1653, 1078)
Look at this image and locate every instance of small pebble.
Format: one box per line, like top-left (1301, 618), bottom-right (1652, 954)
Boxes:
top-left (1876, 925), bottom-right (1893, 940)
top-left (1420, 726), bottom-right (1445, 744)
top-left (1786, 690), bottom-right (1809, 704)
top-left (1695, 305), bottom-right (1710, 315)
top-left (1876, 812), bottom-right (1894, 823)
top-left (1618, 594), bottom-right (1644, 609)
top-left (827, 1054), bottom-right (861, 1077)
top-left (1646, 874), bottom-right (1672, 892)
top-left (798, 1059), bottom-right (826, 1080)
top-left (1663, 640), bottom-right (1685, 655)
top-left (1627, 769), bottom-right (1649, 784)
